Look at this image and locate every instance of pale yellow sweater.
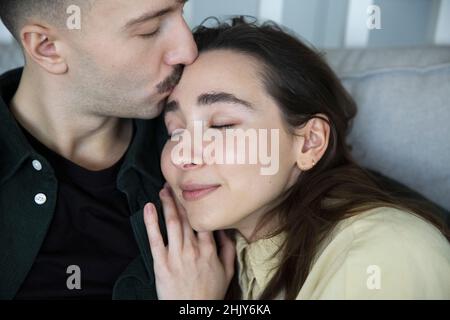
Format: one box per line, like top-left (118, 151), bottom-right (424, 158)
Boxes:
top-left (236, 207), bottom-right (450, 299)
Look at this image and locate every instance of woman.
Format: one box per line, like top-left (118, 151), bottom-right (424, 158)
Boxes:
top-left (143, 17), bottom-right (450, 300)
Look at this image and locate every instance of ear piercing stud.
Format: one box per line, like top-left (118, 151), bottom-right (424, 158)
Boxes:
top-left (301, 160), bottom-right (317, 171)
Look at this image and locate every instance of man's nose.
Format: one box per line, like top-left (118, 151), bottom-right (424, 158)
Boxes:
top-left (164, 18), bottom-right (198, 66)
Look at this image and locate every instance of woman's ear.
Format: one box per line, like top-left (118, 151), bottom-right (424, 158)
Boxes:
top-left (20, 24), bottom-right (68, 75)
top-left (294, 115), bottom-right (330, 171)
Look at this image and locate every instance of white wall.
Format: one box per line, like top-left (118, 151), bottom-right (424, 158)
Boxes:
top-left (369, 0), bottom-right (440, 47)
top-left (183, 0), bottom-right (448, 48)
top-left (435, 0), bottom-right (450, 44)
top-left (1, 0), bottom-right (449, 48)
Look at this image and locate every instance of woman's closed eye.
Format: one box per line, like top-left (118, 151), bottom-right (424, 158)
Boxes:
top-left (210, 124), bottom-right (236, 130)
top-left (165, 120), bottom-right (239, 140)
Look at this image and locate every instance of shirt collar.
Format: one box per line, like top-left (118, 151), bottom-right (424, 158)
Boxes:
top-left (0, 68), bottom-right (33, 185)
top-left (235, 231), bottom-right (286, 298)
top-left (117, 116), bottom-right (166, 190)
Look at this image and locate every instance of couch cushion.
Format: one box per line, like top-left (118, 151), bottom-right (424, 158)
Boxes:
top-left (0, 42), bottom-right (24, 75)
top-left (325, 46), bottom-right (450, 212)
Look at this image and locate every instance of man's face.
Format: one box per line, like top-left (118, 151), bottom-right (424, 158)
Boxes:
top-left (64, 0), bottom-right (197, 119)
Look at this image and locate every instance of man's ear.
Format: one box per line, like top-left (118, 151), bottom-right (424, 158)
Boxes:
top-left (294, 115), bottom-right (330, 171)
top-left (20, 24), bottom-right (68, 74)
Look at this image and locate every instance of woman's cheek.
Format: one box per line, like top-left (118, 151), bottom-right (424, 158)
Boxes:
top-left (161, 143), bottom-right (176, 183)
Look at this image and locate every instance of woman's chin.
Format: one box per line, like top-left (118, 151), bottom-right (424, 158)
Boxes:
top-left (187, 213), bottom-right (225, 233)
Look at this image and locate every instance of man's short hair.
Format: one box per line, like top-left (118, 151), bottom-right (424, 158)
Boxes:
top-left (0, 0), bottom-right (89, 40)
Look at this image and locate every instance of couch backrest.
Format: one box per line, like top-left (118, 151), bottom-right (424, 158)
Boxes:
top-left (0, 42), bottom-right (23, 74)
top-left (325, 46), bottom-right (450, 211)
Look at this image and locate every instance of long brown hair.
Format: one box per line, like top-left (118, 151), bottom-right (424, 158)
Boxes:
top-left (193, 17), bottom-right (450, 300)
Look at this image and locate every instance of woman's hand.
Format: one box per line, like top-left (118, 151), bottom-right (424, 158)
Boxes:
top-left (143, 185), bottom-right (236, 300)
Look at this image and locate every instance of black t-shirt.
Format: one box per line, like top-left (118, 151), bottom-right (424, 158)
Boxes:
top-left (14, 124), bottom-right (140, 300)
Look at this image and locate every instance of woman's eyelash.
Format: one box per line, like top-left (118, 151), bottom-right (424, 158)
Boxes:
top-left (166, 125), bottom-right (236, 139)
top-left (210, 124), bottom-right (235, 130)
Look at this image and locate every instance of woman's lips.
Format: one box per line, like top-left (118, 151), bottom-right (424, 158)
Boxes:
top-left (180, 184), bottom-right (221, 201)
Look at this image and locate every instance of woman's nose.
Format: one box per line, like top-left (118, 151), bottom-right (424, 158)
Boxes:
top-left (182, 163), bottom-right (201, 170)
top-left (177, 155), bottom-right (204, 171)
top-left (172, 132), bottom-right (205, 170)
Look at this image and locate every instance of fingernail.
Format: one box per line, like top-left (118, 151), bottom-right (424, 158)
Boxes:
top-left (145, 204), bottom-right (154, 215)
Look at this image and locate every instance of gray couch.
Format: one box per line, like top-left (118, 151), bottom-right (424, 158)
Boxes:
top-left (0, 42), bottom-right (23, 74)
top-left (1, 43), bottom-right (449, 212)
top-left (326, 47), bottom-right (450, 213)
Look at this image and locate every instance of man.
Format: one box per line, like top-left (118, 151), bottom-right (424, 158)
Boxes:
top-left (0, 0), bottom-right (197, 299)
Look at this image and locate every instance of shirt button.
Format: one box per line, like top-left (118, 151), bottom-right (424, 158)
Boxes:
top-left (32, 160), bottom-right (43, 171)
top-left (34, 193), bottom-right (47, 205)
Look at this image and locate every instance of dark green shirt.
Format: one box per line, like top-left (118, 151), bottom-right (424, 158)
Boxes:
top-left (0, 68), bottom-right (167, 300)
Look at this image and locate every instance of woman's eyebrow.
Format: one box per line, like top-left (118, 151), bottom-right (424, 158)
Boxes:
top-left (164, 91), bottom-right (255, 115)
top-left (197, 92), bottom-right (254, 110)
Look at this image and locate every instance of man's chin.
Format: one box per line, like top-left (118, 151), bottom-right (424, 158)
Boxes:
top-left (114, 104), bottom-right (162, 120)
top-left (137, 107), bottom-right (164, 120)
top-left (148, 97), bottom-right (167, 118)
top-left (129, 96), bottom-right (167, 120)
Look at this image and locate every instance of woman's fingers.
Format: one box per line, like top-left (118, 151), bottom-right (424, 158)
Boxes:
top-left (144, 190), bottom-right (234, 300)
top-left (197, 230), bottom-right (215, 246)
top-left (167, 185), bottom-right (197, 246)
top-left (218, 230), bottom-right (236, 280)
top-left (144, 203), bottom-right (167, 263)
top-left (160, 187), bottom-right (183, 253)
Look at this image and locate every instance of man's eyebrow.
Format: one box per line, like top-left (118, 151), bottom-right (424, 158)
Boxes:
top-left (197, 92), bottom-right (254, 109)
top-left (123, 0), bottom-right (188, 30)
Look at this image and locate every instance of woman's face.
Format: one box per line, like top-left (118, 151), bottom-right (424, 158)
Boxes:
top-left (161, 50), bottom-right (301, 236)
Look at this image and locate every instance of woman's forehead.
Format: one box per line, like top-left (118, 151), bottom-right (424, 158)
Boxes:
top-left (170, 51), bottom-right (265, 103)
